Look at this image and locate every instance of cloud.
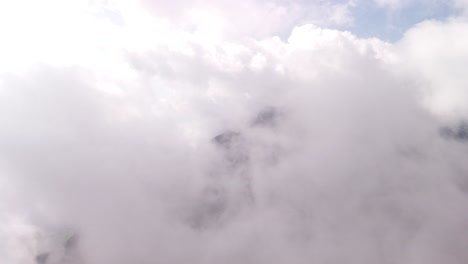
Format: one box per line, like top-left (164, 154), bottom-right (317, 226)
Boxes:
top-left (139, 0), bottom-right (357, 38)
top-left (454, 0), bottom-right (468, 10)
top-left (373, 0), bottom-right (449, 10)
top-left (375, 0), bottom-right (405, 9)
top-left (397, 18), bottom-right (468, 119)
top-left (2, 1), bottom-right (468, 264)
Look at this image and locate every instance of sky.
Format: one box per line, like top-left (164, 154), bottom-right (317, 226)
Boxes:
top-left (2, 0), bottom-right (468, 264)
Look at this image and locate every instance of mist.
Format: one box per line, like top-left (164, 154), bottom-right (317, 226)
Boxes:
top-left (2, 1), bottom-right (468, 264)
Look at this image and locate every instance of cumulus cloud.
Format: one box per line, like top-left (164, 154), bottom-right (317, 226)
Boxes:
top-left (2, 1), bottom-right (468, 264)
top-left (397, 18), bottom-right (468, 120)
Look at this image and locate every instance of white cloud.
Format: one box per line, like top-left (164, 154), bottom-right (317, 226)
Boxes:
top-left (397, 18), bottom-right (468, 120)
top-left (2, 1), bottom-right (468, 264)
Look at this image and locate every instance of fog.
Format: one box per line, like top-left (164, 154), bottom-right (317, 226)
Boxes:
top-left (2, 1), bottom-right (468, 264)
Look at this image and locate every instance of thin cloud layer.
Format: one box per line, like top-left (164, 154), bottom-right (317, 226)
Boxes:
top-left (1, 1), bottom-right (468, 264)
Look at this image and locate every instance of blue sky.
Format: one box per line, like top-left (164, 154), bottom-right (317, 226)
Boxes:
top-left (346, 0), bottom-right (461, 41)
top-left (351, 1), bottom-right (460, 42)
